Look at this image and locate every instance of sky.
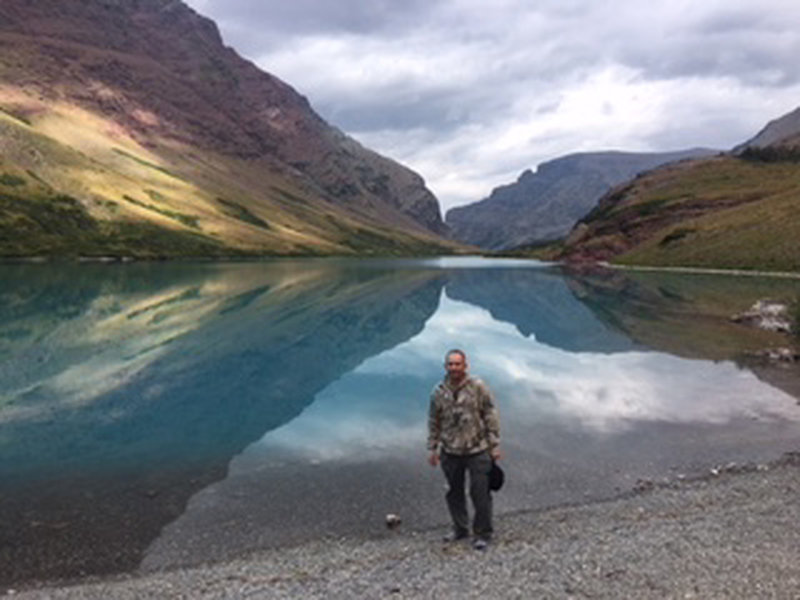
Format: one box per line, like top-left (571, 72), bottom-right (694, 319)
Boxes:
top-left (184, 0), bottom-right (800, 212)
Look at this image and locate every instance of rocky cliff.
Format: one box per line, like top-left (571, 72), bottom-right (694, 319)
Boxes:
top-left (0, 0), bottom-right (452, 257)
top-left (446, 149), bottom-right (715, 251)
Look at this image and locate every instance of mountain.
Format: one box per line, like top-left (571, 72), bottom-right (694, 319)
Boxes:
top-left (735, 105), bottom-right (800, 151)
top-left (556, 106), bottom-right (800, 272)
top-left (445, 149), bottom-right (716, 250)
top-left (0, 0), bottom-right (454, 258)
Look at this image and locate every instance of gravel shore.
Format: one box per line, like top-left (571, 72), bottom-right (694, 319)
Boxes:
top-left (9, 454), bottom-right (800, 599)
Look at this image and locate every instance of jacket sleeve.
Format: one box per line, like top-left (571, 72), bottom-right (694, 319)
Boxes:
top-left (427, 388), bottom-right (441, 452)
top-left (479, 382), bottom-right (500, 450)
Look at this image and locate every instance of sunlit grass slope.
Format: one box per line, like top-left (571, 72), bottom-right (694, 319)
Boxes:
top-left (0, 94), bottom-right (454, 258)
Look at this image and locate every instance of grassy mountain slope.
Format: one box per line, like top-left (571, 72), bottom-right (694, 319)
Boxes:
top-left (0, 1), bottom-right (456, 258)
top-left (558, 155), bottom-right (800, 272)
top-left (0, 106), bottom-right (449, 257)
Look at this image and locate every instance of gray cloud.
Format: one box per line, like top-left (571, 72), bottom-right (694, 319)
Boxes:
top-left (608, 7), bottom-right (800, 87)
top-left (190, 0), bottom-right (433, 54)
top-left (185, 0), bottom-right (800, 211)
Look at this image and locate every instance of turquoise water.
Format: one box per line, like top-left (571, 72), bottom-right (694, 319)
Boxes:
top-left (2, 258), bottom-right (799, 585)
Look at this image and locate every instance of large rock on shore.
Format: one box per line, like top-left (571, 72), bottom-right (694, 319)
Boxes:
top-left (731, 300), bottom-right (793, 333)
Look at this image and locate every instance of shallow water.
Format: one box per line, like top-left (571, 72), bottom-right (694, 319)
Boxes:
top-left (1, 258), bottom-right (799, 586)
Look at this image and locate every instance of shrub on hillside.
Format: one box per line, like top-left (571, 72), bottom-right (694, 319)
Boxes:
top-left (739, 146), bottom-right (800, 163)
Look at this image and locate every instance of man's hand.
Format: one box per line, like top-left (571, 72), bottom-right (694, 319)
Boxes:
top-left (428, 451), bottom-right (440, 467)
top-left (490, 447), bottom-right (502, 461)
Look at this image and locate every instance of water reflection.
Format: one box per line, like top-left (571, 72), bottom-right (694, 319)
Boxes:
top-left (446, 268), bottom-right (636, 352)
top-left (0, 261), bottom-right (444, 585)
top-left (140, 286), bottom-right (800, 570)
top-left (249, 294), bottom-right (798, 454)
top-left (1, 260), bottom-right (799, 586)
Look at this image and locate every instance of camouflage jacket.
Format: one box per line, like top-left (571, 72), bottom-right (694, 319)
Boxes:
top-left (427, 375), bottom-right (500, 455)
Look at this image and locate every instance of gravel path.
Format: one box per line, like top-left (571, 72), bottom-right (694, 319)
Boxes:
top-left (9, 454), bottom-right (800, 599)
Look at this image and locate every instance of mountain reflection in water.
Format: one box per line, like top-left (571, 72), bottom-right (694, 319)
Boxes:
top-left (1, 259), bottom-right (799, 587)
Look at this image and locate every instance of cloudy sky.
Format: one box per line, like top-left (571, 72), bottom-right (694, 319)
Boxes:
top-left (184, 0), bottom-right (800, 212)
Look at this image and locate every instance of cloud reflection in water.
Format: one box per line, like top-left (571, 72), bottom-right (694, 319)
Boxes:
top-left (256, 294), bottom-right (799, 463)
top-left (141, 264), bottom-right (800, 572)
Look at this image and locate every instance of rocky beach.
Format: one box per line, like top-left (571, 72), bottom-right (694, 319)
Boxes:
top-left (8, 452), bottom-right (800, 599)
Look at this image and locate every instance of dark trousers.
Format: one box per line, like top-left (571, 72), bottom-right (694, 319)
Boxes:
top-left (440, 450), bottom-right (493, 539)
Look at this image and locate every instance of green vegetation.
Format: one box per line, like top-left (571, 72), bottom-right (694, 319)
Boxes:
top-left (343, 227), bottom-right (447, 256)
top-left (0, 102), bottom-right (451, 259)
top-left (216, 197), bottom-right (270, 229)
top-left (270, 186), bottom-right (310, 206)
top-left (739, 146), bottom-right (800, 163)
top-left (566, 157), bottom-right (800, 273)
top-left (658, 227), bottom-right (695, 247)
top-left (632, 197), bottom-right (673, 217)
top-left (0, 185), bottom-right (450, 259)
top-left (112, 148), bottom-right (183, 180)
top-left (315, 213), bottom-right (444, 255)
top-left (498, 238), bottom-right (564, 260)
top-left (0, 89), bottom-right (453, 259)
top-left (0, 173), bottom-right (26, 187)
top-left (106, 221), bottom-right (237, 258)
top-left (582, 184), bottom-right (634, 222)
top-left (25, 170), bottom-right (50, 187)
top-left (342, 227), bottom-right (408, 253)
top-left (145, 189), bottom-right (168, 203)
top-left (617, 186), bottom-right (800, 272)
top-left (0, 190), bottom-right (232, 258)
top-left (122, 194), bottom-right (200, 229)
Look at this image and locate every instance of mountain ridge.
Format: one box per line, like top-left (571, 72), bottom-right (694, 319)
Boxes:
top-left (445, 148), bottom-right (717, 251)
top-left (735, 105), bottom-right (800, 151)
top-left (0, 0), bottom-right (454, 257)
top-left (553, 104), bottom-right (800, 272)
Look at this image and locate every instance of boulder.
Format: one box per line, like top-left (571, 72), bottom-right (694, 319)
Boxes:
top-left (731, 300), bottom-right (792, 333)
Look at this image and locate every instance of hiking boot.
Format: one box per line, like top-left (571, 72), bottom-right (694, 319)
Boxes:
top-left (442, 529), bottom-right (469, 543)
top-left (472, 537), bottom-right (490, 551)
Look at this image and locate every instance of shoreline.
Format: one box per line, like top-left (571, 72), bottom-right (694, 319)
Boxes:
top-left (598, 261), bottom-right (800, 280)
top-left (10, 452), bottom-right (800, 599)
top-left (3, 254), bottom-right (799, 279)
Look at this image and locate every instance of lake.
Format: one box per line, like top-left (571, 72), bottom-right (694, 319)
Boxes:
top-left (2, 257), bottom-right (799, 587)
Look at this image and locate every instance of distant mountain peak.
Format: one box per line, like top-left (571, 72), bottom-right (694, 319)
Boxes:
top-left (445, 148), bottom-right (717, 251)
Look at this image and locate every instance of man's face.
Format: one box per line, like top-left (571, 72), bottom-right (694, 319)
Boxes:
top-left (445, 352), bottom-right (467, 380)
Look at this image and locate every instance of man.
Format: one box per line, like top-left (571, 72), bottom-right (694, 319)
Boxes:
top-left (427, 349), bottom-right (501, 550)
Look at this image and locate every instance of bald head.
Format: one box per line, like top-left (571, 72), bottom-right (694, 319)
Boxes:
top-left (445, 349), bottom-right (468, 384)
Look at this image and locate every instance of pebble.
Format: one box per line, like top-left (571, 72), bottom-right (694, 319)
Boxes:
top-left (10, 454), bottom-right (800, 599)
